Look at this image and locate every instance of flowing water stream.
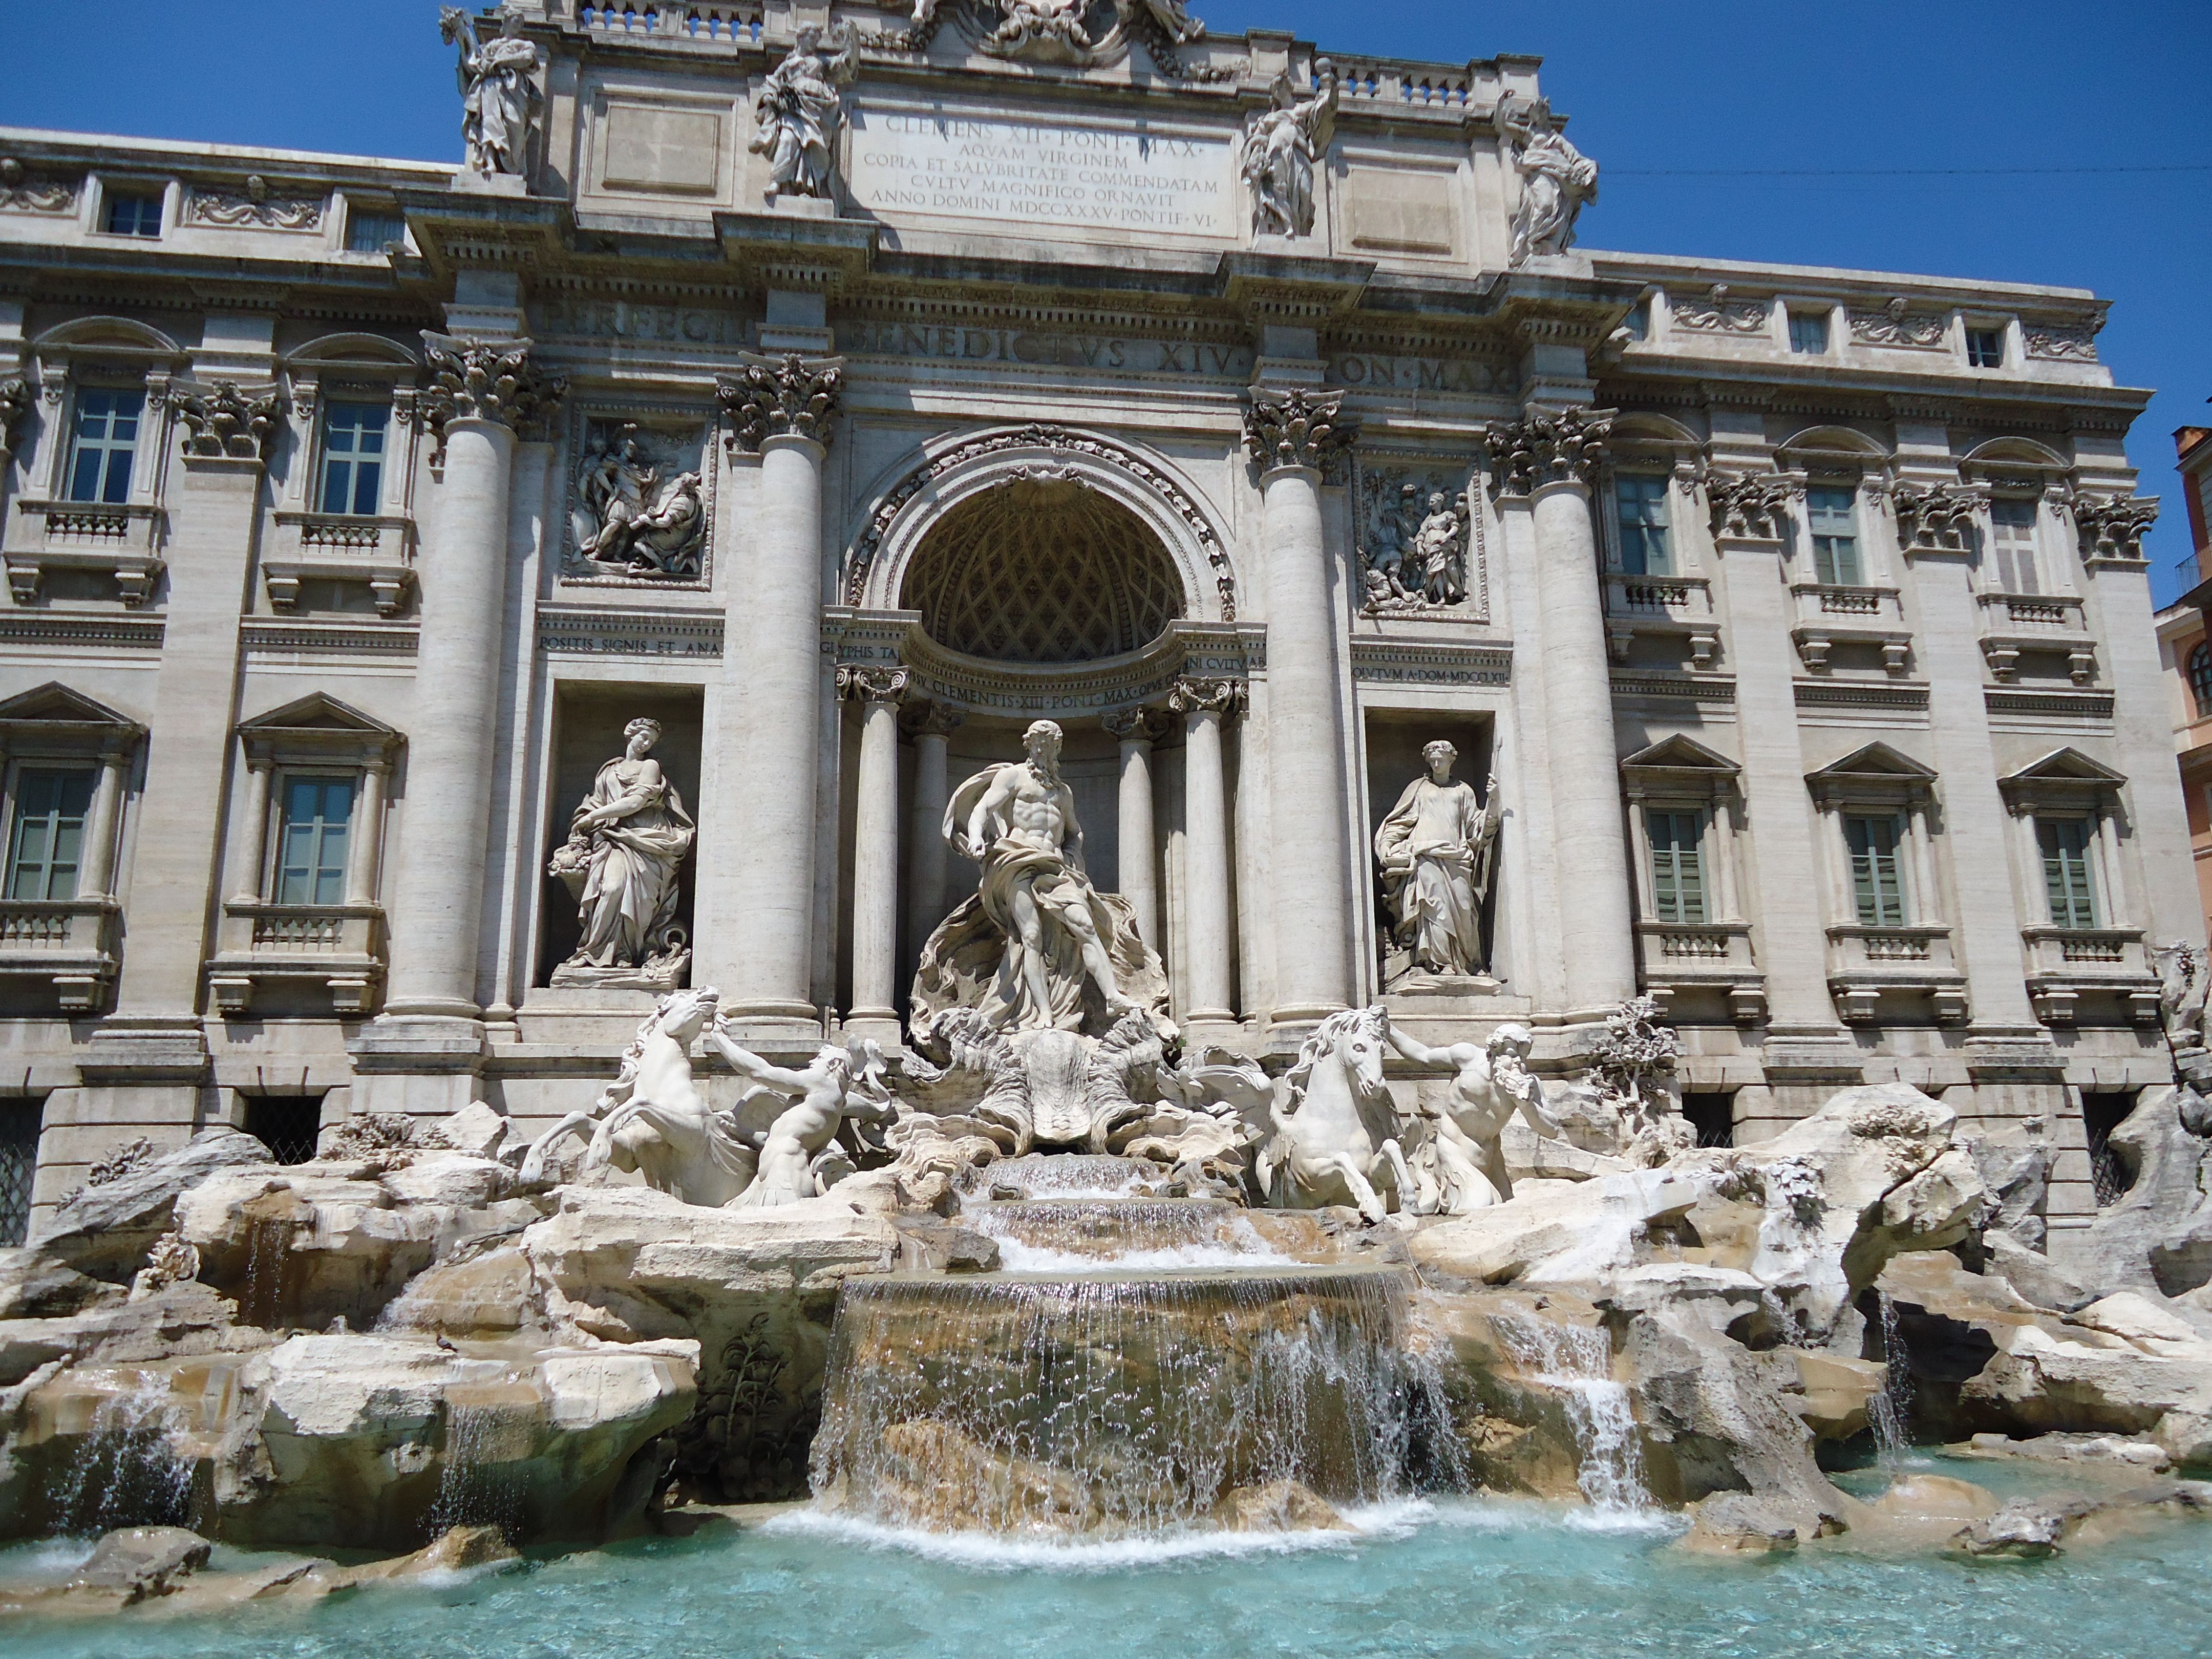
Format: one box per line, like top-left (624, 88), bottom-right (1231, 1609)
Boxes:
top-left (1490, 1314), bottom-right (1652, 1513)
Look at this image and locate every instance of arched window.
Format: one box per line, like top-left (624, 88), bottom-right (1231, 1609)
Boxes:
top-left (2191, 643), bottom-right (2212, 720)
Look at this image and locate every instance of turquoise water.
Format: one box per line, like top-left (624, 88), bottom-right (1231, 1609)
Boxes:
top-left (7, 1483), bottom-right (2212, 1659)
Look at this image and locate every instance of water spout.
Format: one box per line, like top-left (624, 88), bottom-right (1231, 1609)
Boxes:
top-left (1867, 1291), bottom-right (1915, 1470)
top-left (43, 1370), bottom-right (194, 1536)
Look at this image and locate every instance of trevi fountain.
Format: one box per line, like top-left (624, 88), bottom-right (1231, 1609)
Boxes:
top-left (3, 4), bottom-right (2212, 1655)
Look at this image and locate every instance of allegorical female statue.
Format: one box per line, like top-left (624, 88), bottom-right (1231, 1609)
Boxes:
top-left (750, 24), bottom-right (859, 200)
top-left (440, 5), bottom-right (543, 178)
top-left (549, 718), bottom-right (696, 990)
top-left (1498, 90), bottom-right (1599, 266)
top-left (1374, 741), bottom-right (1500, 981)
top-left (1239, 60), bottom-right (1338, 237)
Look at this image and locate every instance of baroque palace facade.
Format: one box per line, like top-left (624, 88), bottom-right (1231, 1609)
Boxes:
top-left (0, 0), bottom-right (2195, 1251)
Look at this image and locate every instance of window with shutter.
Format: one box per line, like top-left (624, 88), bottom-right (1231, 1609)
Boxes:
top-left (1647, 809), bottom-right (1707, 923)
top-left (1807, 487), bottom-right (1862, 586)
top-left (6, 768), bottom-right (95, 903)
top-left (2037, 818), bottom-right (2098, 929)
top-left (1844, 813), bottom-right (1906, 926)
top-left (1616, 476), bottom-right (1673, 576)
top-left (1989, 498), bottom-right (2041, 594)
top-left (275, 776), bottom-right (354, 906)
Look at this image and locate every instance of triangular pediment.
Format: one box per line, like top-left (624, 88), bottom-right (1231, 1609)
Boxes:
top-left (1622, 734), bottom-right (1738, 774)
top-left (2001, 747), bottom-right (2126, 788)
top-left (238, 692), bottom-right (398, 738)
top-left (1807, 741), bottom-right (1939, 784)
top-left (0, 682), bottom-right (143, 732)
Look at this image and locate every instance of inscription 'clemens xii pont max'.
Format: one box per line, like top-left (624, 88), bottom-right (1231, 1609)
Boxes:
top-left (848, 112), bottom-right (1234, 236)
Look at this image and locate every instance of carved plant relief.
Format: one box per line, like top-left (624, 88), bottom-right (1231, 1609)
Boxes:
top-left (568, 418), bottom-right (713, 582)
top-left (187, 175), bottom-right (324, 231)
top-left (1670, 284), bottom-right (1768, 335)
top-left (0, 157), bottom-right (78, 215)
top-left (1354, 460), bottom-right (1486, 618)
top-left (1846, 298), bottom-right (1945, 349)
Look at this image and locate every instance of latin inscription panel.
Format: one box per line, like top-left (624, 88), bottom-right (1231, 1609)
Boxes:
top-left (849, 110), bottom-right (1235, 238)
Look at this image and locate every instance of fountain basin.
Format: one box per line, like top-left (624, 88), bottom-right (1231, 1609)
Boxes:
top-left (810, 1266), bottom-right (1460, 1538)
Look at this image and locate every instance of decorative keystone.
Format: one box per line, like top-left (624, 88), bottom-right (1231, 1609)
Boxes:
top-left (1704, 473), bottom-right (1791, 540)
top-left (1482, 406), bottom-right (1612, 498)
top-left (174, 380), bottom-right (283, 461)
top-left (836, 665), bottom-right (910, 704)
top-left (420, 334), bottom-right (565, 433)
top-left (1891, 481), bottom-right (1980, 552)
top-left (2074, 494), bottom-right (2158, 564)
top-left (1243, 389), bottom-right (1355, 477)
top-left (718, 354), bottom-right (843, 455)
top-left (1167, 677), bottom-right (1246, 717)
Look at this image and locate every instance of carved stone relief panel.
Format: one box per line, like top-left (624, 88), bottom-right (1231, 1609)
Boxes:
top-left (561, 408), bottom-right (716, 586)
top-left (1353, 456), bottom-right (1488, 622)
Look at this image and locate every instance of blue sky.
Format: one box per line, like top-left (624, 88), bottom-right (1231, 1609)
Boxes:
top-left (7, 2), bottom-right (2206, 600)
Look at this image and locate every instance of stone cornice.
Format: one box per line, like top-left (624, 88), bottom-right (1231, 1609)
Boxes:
top-left (717, 353), bottom-right (843, 454)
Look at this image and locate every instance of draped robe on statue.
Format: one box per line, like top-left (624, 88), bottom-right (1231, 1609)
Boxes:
top-left (1374, 774), bottom-right (1493, 977)
top-left (910, 762), bottom-right (1171, 1036)
top-left (563, 758), bottom-right (695, 969)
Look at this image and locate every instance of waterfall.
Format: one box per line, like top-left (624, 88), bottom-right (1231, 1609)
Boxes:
top-left (240, 1215), bottom-right (290, 1327)
top-left (44, 1370), bottom-right (194, 1535)
top-left (811, 1266), bottom-right (1461, 1538)
top-left (969, 1198), bottom-right (1291, 1273)
top-left (1867, 1291), bottom-right (1915, 1469)
top-left (1493, 1315), bottom-right (1651, 1513)
top-left (426, 1401), bottom-right (528, 1540)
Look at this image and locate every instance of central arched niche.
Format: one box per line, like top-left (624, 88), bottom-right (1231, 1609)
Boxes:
top-left (898, 477), bottom-right (1184, 663)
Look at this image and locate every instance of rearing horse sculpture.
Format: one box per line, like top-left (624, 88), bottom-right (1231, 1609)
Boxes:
top-left (1260, 1007), bottom-right (1414, 1224)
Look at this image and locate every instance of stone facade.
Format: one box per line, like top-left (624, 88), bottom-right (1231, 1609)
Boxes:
top-left (0, 1), bottom-right (2197, 1253)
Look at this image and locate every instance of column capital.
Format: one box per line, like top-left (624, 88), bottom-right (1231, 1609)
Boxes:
top-left (1168, 676), bottom-right (1246, 717)
top-left (1482, 405), bottom-right (1612, 500)
top-left (901, 697), bottom-right (964, 738)
top-left (1706, 471), bottom-right (1792, 541)
top-left (1103, 706), bottom-right (1169, 743)
top-left (1244, 387), bottom-right (1355, 478)
top-left (1891, 480), bottom-right (1982, 554)
top-left (173, 379), bottom-right (283, 468)
top-left (836, 664), bottom-right (910, 706)
top-left (2074, 492), bottom-right (2159, 566)
top-left (719, 352), bottom-right (845, 456)
top-left (419, 333), bottom-right (565, 435)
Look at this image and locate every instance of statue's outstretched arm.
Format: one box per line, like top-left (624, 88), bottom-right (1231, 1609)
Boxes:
top-left (1383, 1022), bottom-right (1447, 1070)
top-left (703, 1024), bottom-right (807, 1095)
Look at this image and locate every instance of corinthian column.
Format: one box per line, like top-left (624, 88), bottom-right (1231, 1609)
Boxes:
top-left (840, 666), bottom-right (908, 1039)
top-left (382, 336), bottom-right (563, 1021)
top-left (1483, 407), bottom-right (1635, 1016)
top-left (1102, 707), bottom-right (1166, 951)
top-left (1246, 389), bottom-right (1358, 1027)
top-left (904, 700), bottom-right (963, 966)
top-left (1172, 677), bottom-right (1242, 1026)
top-left (714, 354), bottom-right (843, 1029)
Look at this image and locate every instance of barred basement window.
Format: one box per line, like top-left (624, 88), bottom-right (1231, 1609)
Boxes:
top-left (1682, 1092), bottom-right (1735, 1150)
top-left (244, 1096), bottom-right (323, 1166)
top-left (0, 1098), bottom-right (38, 1246)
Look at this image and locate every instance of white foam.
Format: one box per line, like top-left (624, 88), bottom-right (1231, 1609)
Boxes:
top-left (988, 1239), bottom-right (1296, 1274)
top-left (763, 1500), bottom-right (1437, 1572)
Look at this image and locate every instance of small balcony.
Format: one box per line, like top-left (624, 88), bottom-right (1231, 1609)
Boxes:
top-left (206, 901), bottom-right (386, 1015)
top-left (1826, 924), bottom-right (1968, 1024)
top-left (0, 895), bottom-right (123, 1009)
top-left (1789, 583), bottom-right (1911, 674)
top-left (263, 513), bottom-right (416, 615)
top-left (1604, 573), bottom-right (1719, 670)
top-left (2020, 925), bottom-right (2158, 1025)
top-left (3, 499), bottom-right (166, 606)
top-left (1976, 591), bottom-right (2096, 685)
top-left (1635, 920), bottom-right (1765, 1024)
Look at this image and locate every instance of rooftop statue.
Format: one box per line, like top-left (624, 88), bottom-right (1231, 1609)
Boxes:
top-left (1375, 741), bottom-right (1500, 982)
top-left (1498, 90), bottom-right (1598, 265)
top-left (912, 0), bottom-right (1207, 66)
top-left (439, 4), bottom-right (542, 179)
top-left (1240, 61), bottom-right (1338, 238)
top-left (912, 719), bottom-right (1169, 1038)
top-left (548, 718), bottom-right (696, 991)
top-left (751, 24), bottom-right (859, 201)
